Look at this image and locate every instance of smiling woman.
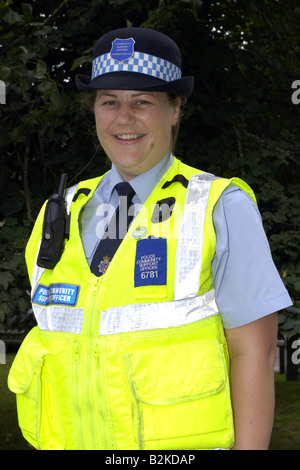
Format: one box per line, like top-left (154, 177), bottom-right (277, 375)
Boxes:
top-left (8, 26), bottom-right (292, 451)
top-left (82, 90), bottom-right (186, 161)
top-left (93, 90), bottom-right (181, 181)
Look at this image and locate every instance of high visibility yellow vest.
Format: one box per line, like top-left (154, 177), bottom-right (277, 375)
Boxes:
top-left (8, 157), bottom-right (256, 450)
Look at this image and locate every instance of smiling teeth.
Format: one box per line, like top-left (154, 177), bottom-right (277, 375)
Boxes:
top-left (117, 134), bottom-right (143, 140)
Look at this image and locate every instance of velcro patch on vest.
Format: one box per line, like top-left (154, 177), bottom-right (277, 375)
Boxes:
top-left (32, 283), bottom-right (80, 307)
top-left (134, 238), bottom-right (167, 287)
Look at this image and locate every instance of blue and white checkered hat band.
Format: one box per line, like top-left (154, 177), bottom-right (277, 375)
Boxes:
top-left (92, 51), bottom-right (182, 82)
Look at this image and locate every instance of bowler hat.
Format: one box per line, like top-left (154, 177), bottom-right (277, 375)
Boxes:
top-left (75, 27), bottom-right (194, 96)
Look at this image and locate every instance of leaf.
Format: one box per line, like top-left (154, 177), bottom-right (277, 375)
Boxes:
top-left (34, 59), bottom-right (48, 79)
top-left (3, 9), bottom-right (23, 25)
top-left (70, 55), bottom-right (92, 71)
top-left (0, 255), bottom-right (24, 272)
top-left (0, 272), bottom-right (15, 290)
top-left (32, 25), bottom-right (52, 37)
top-left (21, 3), bottom-right (33, 23)
top-left (0, 65), bottom-right (11, 81)
top-left (278, 307), bottom-right (300, 338)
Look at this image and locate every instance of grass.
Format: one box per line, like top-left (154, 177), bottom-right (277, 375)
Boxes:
top-left (1, 351), bottom-right (300, 450)
top-left (270, 374), bottom-right (300, 450)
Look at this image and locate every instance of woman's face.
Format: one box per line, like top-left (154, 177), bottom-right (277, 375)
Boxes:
top-left (94, 90), bottom-right (181, 181)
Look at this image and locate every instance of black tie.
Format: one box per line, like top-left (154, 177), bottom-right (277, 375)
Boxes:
top-left (90, 182), bottom-right (135, 276)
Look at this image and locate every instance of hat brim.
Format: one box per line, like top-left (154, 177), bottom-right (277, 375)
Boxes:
top-left (75, 71), bottom-right (194, 97)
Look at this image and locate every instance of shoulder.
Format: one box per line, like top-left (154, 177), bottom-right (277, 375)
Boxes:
top-left (213, 184), bottom-right (260, 227)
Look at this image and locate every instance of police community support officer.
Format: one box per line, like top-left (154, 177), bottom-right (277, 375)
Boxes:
top-left (8, 27), bottom-right (292, 450)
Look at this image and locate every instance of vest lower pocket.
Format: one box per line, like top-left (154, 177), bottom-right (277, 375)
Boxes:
top-left (8, 327), bottom-right (65, 450)
top-left (123, 338), bottom-right (233, 450)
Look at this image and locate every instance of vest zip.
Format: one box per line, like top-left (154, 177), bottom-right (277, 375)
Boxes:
top-left (91, 280), bottom-right (108, 449)
top-left (92, 273), bottom-right (117, 450)
top-left (78, 279), bottom-right (102, 449)
top-left (72, 335), bottom-right (98, 449)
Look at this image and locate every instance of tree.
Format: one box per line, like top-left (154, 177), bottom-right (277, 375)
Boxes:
top-left (0, 0), bottom-right (299, 337)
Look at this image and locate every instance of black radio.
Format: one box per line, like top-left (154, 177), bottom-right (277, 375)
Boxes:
top-left (37, 173), bottom-right (70, 269)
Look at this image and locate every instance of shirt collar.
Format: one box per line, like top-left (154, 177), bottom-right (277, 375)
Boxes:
top-left (108, 153), bottom-right (173, 204)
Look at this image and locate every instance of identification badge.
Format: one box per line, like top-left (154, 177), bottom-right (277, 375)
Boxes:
top-left (32, 283), bottom-right (80, 307)
top-left (134, 238), bottom-right (167, 287)
top-left (110, 38), bottom-right (135, 62)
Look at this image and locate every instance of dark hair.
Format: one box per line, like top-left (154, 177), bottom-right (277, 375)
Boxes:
top-left (80, 91), bottom-right (186, 153)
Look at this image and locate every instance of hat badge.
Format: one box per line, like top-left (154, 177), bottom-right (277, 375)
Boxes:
top-left (110, 38), bottom-right (135, 63)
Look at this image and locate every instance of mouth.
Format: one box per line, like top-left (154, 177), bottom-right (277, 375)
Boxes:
top-left (114, 134), bottom-right (145, 142)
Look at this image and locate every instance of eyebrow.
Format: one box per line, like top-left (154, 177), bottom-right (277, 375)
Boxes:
top-left (132, 92), bottom-right (155, 97)
top-left (98, 92), bottom-right (155, 98)
top-left (98, 92), bottom-right (118, 98)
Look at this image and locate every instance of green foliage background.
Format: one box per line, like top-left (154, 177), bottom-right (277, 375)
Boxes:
top-left (0, 0), bottom-right (299, 330)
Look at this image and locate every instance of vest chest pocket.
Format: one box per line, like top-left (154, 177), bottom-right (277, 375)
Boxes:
top-left (8, 327), bottom-right (65, 450)
top-left (123, 338), bottom-right (234, 450)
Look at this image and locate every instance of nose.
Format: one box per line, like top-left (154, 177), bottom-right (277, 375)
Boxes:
top-left (116, 103), bottom-right (135, 125)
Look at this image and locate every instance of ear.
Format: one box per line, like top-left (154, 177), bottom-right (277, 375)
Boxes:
top-left (172, 96), bottom-right (182, 126)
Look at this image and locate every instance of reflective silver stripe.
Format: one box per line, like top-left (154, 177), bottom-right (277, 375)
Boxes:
top-left (99, 289), bottom-right (218, 336)
top-left (174, 173), bottom-right (217, 300)
top-left (31, 240), bottom-right (45, 296)
top-left (32, 304), bottom-right (84, 334)
top-left (65, 184), bottom-right (78, 214)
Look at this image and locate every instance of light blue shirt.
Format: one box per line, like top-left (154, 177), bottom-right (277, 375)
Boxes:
top-left (79, 155), bottom-right (292, 328)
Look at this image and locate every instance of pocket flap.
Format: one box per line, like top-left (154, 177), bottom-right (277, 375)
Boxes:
top-left (8, 327), bottom-right (50, 394)
top-left (124, 338), bottom-right (226, 405)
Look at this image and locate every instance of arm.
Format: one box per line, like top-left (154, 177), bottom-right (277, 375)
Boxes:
top-left (225, 312), bottom-right (278, 450)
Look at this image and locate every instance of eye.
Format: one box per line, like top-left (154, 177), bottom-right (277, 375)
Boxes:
top-left (135, 99), bottom-right (153, 106)
top-left (102, 100), bottom-right (117, 107)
